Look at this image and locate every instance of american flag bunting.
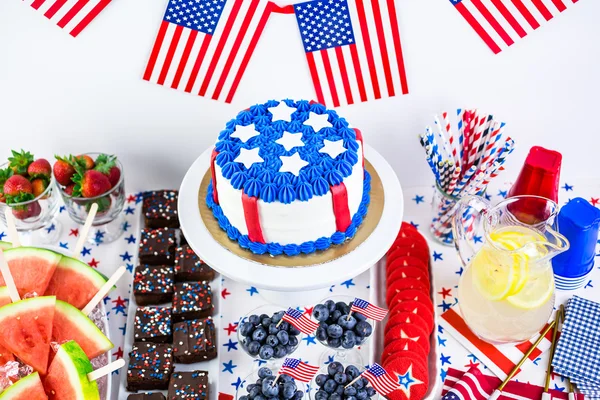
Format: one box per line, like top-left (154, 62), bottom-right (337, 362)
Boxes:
top-left (278, 358), bottom-right (320, 383)
top-left (449, 0), bottom-right (582, 54)
top-left (361, 363), bottom-right (399, 396)
top-left (22, 0), bottom-right (112, 37)
top-left (350, 297), bottom-right (388, 321)
top-left (440, 366), bottom-right (493, 400)
top-left (282, 307), bottom-right (319, 335)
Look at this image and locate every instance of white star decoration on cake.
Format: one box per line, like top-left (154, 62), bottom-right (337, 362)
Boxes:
top-left (394, 364), bottom-right (424, 396)
top-left (268, 102), bottom-right (296, 122)
top-left (234, 147), bottom-right (263, 169)
top-left (319, 139), bottom-right (347, 159)
top-left (278, 152), bottom-right (308, 176)
top-left (231, 124), bottom-right (260, 143)
top-left (276, 132), bottom-right (305, 151)
top-left (304, 112), bottom-right (332, 132)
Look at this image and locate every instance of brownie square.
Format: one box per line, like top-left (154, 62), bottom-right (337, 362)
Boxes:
top-left (126, 342), bottom-right (174, 392)
top-left (172, 282), bottom-right (214, 322)
top-left (134, 265), bottom-right (174, 305)
top-left (139, 228), bottom-right (177, 265)
top-left (173, 317), bottom-right (217, 363)
top-left (168, 371), bottom-right (209, 400)
top-left (127, 394), bottom-right (166, 400)
top-left (143, 190), bottom-right (179, 229)
top-left (134, 306), bottom-right (172, 343)
top-left (174, 245), bottom-right (215, 282)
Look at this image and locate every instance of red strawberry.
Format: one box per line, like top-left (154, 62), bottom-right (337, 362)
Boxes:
top-left (74, 170), bottom-right (112, 198)
top-left (3, 175), bottom-right (33, 197)
top-left (31, 178), bottom-right (48, 198)
top-left (11, 201), bottom-right (41, 220)
top-left (106, 166), bottom-right (121, 187)
top-left (53, 157), bottom-right (76, 186)
top-left (7, 150), bottom-right (34, 176)
top-left (0, 167), bottom-right (13, 203)
top-left (27, 159), bottom-right (52, 181)
top-left (76, 155), bottom-right (95, 170)
top-left (94, 154), bottom-right (121, 187)
top-left (64, 184), bottom-right (75, 196)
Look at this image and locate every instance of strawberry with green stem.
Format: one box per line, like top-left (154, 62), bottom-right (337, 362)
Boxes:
top-left (8, 150), bottom-right (34, 176)
top-left (94, 154), bottom-right (121, 187)
top-left (0, 167), bottom-right (14, 203)
top-left (3, 175), bottom-right (40, 220)
top-left (71, 164), bottom-right (112, 213)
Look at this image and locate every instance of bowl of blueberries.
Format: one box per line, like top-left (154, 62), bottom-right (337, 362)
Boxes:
top-left (237, 367), bottom-right (308, 400)
top-left (238, 305), bottom-right (302, 362)
top-left (312, 296), bottom-right (374, 365)
top-left (310, 361), bottom-right (378, 400)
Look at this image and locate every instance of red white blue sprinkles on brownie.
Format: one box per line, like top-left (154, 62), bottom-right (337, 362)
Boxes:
top-left (207, 99), bottom-right (370, 256)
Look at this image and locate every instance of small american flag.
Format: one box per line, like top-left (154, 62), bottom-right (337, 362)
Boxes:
top-left (278, 358), bottom-right (320, 383)
top-left (441, 366), bottom-right (493, 400)
top-left (361, 363), bottom-right (399, 396)
top-left (293, 0), bottom-right (408, 107)
top-left (449, 0), bottom-right (581, 54)
top-left (22, 0), bottom-right (112, 37)
top-left (282, 308), bottom-right (319, 335)
top-left (350, 298), bottom-right (388, 321)
top-left (143, 0), bottom-right (273, 103)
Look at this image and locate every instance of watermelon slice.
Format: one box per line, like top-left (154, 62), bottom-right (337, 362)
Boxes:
top-left (44, 341), bottom-right (99, 400)
top-left (52, 300), bottom-right (113, 359)
top-left (0, 242), bottom-right (11, 250)
top-left (0, 287), bottom-right (11, 308)
top-left (0, 372), bottom-right (47, 400)
top-left (45, 255), bottom-right (108, 310)
top-left (0, 296), bottom-right (56, 375)
top-left (0, 343), bottom-right (14, 366)
top-left (0, 247), bottom-right (61, 298)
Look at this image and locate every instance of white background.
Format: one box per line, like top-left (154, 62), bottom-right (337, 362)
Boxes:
top-left (0, 0), bottom-right (599, 192)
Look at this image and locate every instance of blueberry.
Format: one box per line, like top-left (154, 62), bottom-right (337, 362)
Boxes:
top-left (276, 330), bottom-right (289, 345)
top-left (272, 311), bottom-right (285, 323)
top-left (249, 314), bottom-right (260, 325)
top-left (335, 386), bottom-right (344, 395)
top-left (279, 322), bottom-right (290, 331)
top-left (325, 300), bottom-right (336, 313)
top-left (323, 379), bottom-right (337, 394)
top-left (338, 315), bottom-right (357, 330)
top-left (366, 387), bottom-right (376, 397)
top-left (288, 325), bottom-right (301, 336)
top-left (293, 390), bottom-right (304, 400)
top-left (355, 321), bottom-right (373, 337)
top-left (288, 336), bottom-right (299, 347)
top-left (360, 378), bottom-right (369, 387)
top-left (327, 362), bottom-right (344, 376)
top-left (344, 386), bottom-right (357, 397)
top-left (260, 313), bottom-right (269, 320)
top-left (262, 377), bottom-right (279, 398)
top-left (327, 324), bottom-right (343, 339)
top-left (329, 393), bottom-right (342, 400)
top-left (333, 372), bottom-right (347, 385)
top-left (341, 330), bottom-right (357, 349)
top-left (240, 396), bottom-right (249, 400)
top-left (346, 397), bottom-right (357, 400)
top-left (356, 389), bottom-right (368, 400)
top-left (255, 396), bottom-right (266, 400)
top-left (252, 327), bottom-right (267, 342)
top-left (280, 375), bottom-right (294, 384)
top-left (269, 323), bottom-right (280, 335)
top-left (352, 378), bottom-right (364, 389)
top-left (249, 386), bottom-right (261, 398)
top-left (257, 379), bottom-right (264, 385)
top-left (262, 317), bottom-right (273, 328)
top-left (330, 310), bottom-right (342, 322)
top-left (274, 345), bottom-right (287, 358)
top-left (312, 304), bottom-right (330, 322)
top-left (335, 302), bottom-right (351, 314)
top-left (316, 327), bottom-right (328, 342)
top-left (240, 322), bottom-right (255, 336)
top-left (259, 345), bottom-right (274, 360)
top-left (345, 365), bottom-right (360, 380)
top-left (247, 341), bottom-right (261, 356)
top-left (258, 367), bottom-right (273, 379)
top-left (355, 334), bottom-right (365, 345)
top-left (327, 337), bottom-right (341, 348)
top-left (316, 374), bottom-right (328, 387)
top-left (285, 344), bottom-right (296, 355)
top-left (247, 384), bottom-right (257, 392)
top-left (282, 382), bottom-right (296, 399)
top-left (354, 312), bottom-right (367, 322)
top-left (315, 390), bottom-right (329, 400)
top-left (266, 335), bottom-right (279, 347)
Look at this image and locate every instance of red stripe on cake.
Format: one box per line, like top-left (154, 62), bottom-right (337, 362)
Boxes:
top-left (242, 191), bottom-right (265, 243)
top-left (353, 128), bottom-right (365, 168)
top-left (331, 183), bottom-right (351, 232)
top-left (210, 149), bottom-right (219, 205)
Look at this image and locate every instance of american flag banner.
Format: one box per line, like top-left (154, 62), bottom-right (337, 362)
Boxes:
top-left (143, 0), bottom-right (277, 103)
top-left (350, 298), bottom-right (388, 321)
top-left (361, 363), bottom-right (400, 396)
top-left (293, 0), bottom-right (409, 107)
top-left (22, 0), bottom-right (112, 37)
top-left (440, 366), bottom-right (494, 400)
top-left (278, 358), bottom-right (320, 383)
top-left (282, 307), bottom-right (319, 335)
top-left (449, 0), bottom-right (581, 54)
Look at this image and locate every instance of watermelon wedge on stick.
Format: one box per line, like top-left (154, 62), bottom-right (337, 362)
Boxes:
top-left (0, 287), bottom-right (11, 307)
top-left (0, 247), bottom-right (61, 298)
top-left (0, 242), bottom-right (11, 250)
top-left (0, 372), bottom-right (48, 400)
top-left (44, 341), bottom-right (100, 400)
top-left (0, 296), bottom-right (56, 375)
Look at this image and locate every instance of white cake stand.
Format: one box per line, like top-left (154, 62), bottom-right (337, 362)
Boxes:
top-left (178, 145), bottom-right (403, 306)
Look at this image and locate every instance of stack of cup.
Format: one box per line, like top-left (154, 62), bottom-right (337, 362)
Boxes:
top-left (552, 197), bottom-right (600, 290)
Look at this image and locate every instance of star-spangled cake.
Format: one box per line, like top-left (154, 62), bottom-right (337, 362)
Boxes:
top-left (207, 99), bottom-right (370, 256)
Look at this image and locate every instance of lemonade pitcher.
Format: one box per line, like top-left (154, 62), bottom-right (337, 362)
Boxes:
top-left (453, 195), bottom-right (569, 344)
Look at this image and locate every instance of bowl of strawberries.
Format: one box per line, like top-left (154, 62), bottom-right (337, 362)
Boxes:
top-left (0, 150), bottom-right (61, 241)
top-left (53, 153), bottom-right (126, 244)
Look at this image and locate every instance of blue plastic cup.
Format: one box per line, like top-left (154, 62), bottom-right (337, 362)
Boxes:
top-left (552, 197), bottom-right (600, 281)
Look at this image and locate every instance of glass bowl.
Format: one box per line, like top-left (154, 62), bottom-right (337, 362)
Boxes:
top-left (309, 364), bottom-right (379, 400)
top-left (238, 304), bottom-right (302, 368)
top-left (313, 295), bottom-right (375, 366)
top-left (56, 153), bottom-right (126, 244)
top-left (236, 368), bottom-right (309, 400)
top-left (0, 162), bottom-right (61, 243)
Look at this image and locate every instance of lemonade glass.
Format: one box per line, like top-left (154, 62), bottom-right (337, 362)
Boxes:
top-left (452, 195), bottom-right (569, 344)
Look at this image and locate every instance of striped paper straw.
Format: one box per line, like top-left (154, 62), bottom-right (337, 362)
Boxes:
top-left (473, 115), bottom-right (494, 166)
top-left (434, 116), bottom-right (452, 161)
top-left (446, 165), bottom-right (462, 195)
top-left (480, 121), bottom-right (505, 166)
top-left (451, 164), bottom-right (477, 197)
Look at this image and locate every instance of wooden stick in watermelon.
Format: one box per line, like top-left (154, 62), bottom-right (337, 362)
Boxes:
top-left (81, 265), bottom-right (126, 316)
top-left (3, 208), bottom-right (20, 248)
top-left (72, 202), bottom-right (98, 259)
top-left (87, 358), bottom-right (125, 381)
top-left (0, 249), bottom-right (20, 302)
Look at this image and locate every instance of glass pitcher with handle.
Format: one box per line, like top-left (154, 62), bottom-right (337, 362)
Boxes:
top-left (452, 195), bottom-right (569, 344)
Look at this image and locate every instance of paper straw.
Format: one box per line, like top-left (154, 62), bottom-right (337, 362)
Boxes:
top-left (544, 308), bottom-right (563, 393)
top-left (438, 161), bottom-right (449, 189)
top-left (434, 116), bottom-right (452, 161)
top-left (87, 359), bottom-right (125, 382)
top-left (480, 122), bottom-right (504, 166)
top-left (0, 249), bottom-right (20, 302)
top-left (451, 165), bottom-right (477, 197)
top-left (82, 266), bottom-right (126, 316)
top-left (3, 208), bottom-right (20, 247)
top-left (446, 165), bottom-right (461, 195)
top-left (473, 115), bottom-right (494, 166)
top-left (73, 203), bottom-right (98, 259)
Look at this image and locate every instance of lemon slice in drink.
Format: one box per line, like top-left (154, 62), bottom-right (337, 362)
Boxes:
top-left (472, 249), bottom-right (515, 301)
top-left (506, 268), bottom-right (554, 309)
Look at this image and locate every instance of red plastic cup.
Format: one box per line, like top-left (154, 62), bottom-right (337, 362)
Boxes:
top-left (507, 146), bottom-right (562, 224)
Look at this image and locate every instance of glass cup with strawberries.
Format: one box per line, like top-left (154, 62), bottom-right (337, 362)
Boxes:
top-left (0, 150), bottom-right (61, 243)
top-left (54, 152), bottom-right (126, 244)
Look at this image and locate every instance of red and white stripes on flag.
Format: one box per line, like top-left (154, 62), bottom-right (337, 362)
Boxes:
top-left (350, 298), bottom-right (388, 321)
top-left (22, 0), bottom-right (111, 37)
top-left (282, 308), bottom-right (319, 335)
top-left (440, 366), bottom-right (494, 400)
top-left (279, 358), bottom-right (320, 383)
top-left (449, 0), bottom-right (581, 54)
top-left (293, 0), bottom-right (408, 108)
top-left (143, 0), bottom-right (278, 103)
